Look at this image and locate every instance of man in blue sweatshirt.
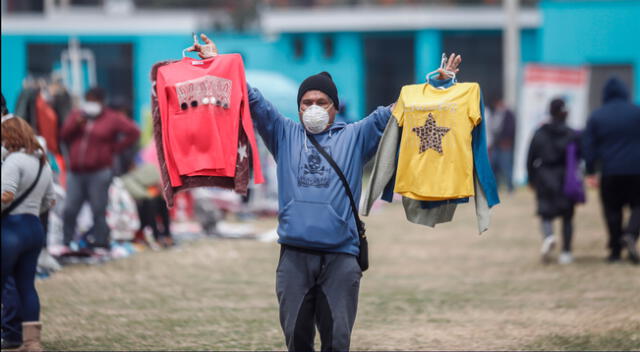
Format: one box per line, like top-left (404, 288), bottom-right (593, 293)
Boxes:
top-left (190, 34), bottom-right (461, 350)
top-left (583, 77), bottom-right (640, 264)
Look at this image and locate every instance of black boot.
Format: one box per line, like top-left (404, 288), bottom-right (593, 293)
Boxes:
top-left (607, 249), bottom-right (622, 263)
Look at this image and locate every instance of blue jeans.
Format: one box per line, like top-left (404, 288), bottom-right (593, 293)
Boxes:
top-left (1, 277), bottom-right (22, 342)
top-left (1, 214), bottom-right (45, 322)
top-left (63, 168), bottom-right (113, 248)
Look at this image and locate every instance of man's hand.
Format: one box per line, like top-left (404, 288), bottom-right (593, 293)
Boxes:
top-left (391, 53), bottom-right (462, 108)
top-left (586, 175), bottom-right (599, 189)
top-left (1, 191), bottom-right (15, 204)
top-left (186, 33), bottom-right (218, 59)
top-left (437, 53), bottom-right (462, 80)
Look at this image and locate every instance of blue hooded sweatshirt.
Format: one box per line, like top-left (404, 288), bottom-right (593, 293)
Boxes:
top-left (248, 85), bottom-right (390, 255)
top-left (582, 77), bottom-right (640, 176)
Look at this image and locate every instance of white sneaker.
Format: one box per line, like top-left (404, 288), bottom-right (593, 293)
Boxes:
top-left (558, 251), bottom-right (573, 265)
top-left (541, 236), bottom-right (556, 263)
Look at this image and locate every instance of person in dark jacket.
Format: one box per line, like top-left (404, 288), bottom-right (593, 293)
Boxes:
top-left (60, 87), bottom-right (140, 251)
top-left (527, 99), bottom-right (579, 264)
top-left (582, 77), bottom-right (640, 264)
top-left (489, 99), bottom-right (516, 193)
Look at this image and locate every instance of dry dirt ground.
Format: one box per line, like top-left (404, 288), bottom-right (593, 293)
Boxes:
top-left (39, 189), bottom-right (640, 350)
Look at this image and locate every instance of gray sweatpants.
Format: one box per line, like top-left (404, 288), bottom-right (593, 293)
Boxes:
top-left (276, 245), bottom-right (362, 352)
top-left (63, 168), bottom-right (113, 248)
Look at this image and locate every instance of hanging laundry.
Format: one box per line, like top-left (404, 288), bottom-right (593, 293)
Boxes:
top-left (15, 87), bottom-right (40, 131)
top-left (392, 82), bottom-right (482, 201)
top-left (50, 82), bottom-right (73, 130)
top-left (35, 94), bottom-right (59, 154)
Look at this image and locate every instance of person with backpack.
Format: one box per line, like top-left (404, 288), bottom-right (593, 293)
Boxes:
top-left (2, 99), bottom-right (56, 351)
top-left (527, 98), bottom-right (582, 264)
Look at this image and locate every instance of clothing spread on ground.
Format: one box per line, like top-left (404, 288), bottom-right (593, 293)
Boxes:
top-left (392, 82), bottom-right (482, 201)
top-left (151, 54), bottom-right (264, 206)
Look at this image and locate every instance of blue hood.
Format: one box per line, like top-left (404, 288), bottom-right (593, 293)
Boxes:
top-left (583, 76), bottom-right (640, 176)
top-left (603, 77), bottom-right (629, 103)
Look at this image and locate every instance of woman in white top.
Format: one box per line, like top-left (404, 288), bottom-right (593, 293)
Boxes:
top-left (2, 112), bottom-right (55, 352)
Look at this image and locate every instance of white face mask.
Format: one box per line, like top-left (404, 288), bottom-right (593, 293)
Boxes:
top-left (301, 104), bottom-right (333, 134)
top-left (82, 101), bottom-right (102, 119)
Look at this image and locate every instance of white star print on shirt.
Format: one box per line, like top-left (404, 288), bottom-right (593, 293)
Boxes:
top-left (238, 144), bottom-right (248, 162)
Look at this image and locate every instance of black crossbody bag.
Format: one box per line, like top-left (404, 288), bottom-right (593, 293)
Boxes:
top-left (1, 159), bottom-right (44, 219)
top-left (307, 134), bottom-right (369, 272)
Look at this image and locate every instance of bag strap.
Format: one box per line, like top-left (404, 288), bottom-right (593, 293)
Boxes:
top-left (307, 134), bottom-right (365, 237)
top-left (2, 159), bottom-right (44, 218)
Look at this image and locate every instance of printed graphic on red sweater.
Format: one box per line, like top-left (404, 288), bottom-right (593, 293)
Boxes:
top-left (175, 75), bottom-right (232, 110)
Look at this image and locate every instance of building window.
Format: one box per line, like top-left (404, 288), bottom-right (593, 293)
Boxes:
top-left (293, 37), bottom-right (305, 59)
top-left (5, 0), bottom-right (44, 13)
top-left (323, 35), bottom-right (335, 59)
top-left (70, 0), bottom-right (103, 5)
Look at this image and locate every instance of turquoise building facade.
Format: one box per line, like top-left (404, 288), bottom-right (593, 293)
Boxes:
top-left (539, 0), bottom-right (640, 105)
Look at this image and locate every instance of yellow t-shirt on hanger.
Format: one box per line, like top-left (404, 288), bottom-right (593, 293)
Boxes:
top-left (392, 82), bottom-right (481, 201)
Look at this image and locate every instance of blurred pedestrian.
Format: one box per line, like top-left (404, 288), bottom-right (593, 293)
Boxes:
top-left (60, 87), bottom-right (140, 252)
top-left (527, 99), bottom-right (580, 264)
top-left (2, 105), bottom-right (56, 351)
top-left (489, 98), bottom-right (516, 193)
top-left (583, 77), bottom-right (640, 264)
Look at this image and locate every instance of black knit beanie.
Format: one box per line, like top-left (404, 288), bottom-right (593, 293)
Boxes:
top-left (297, 72), bottom-right (339, 109)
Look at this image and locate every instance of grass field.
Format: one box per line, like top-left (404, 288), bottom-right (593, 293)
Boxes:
top-left (39, 189), bottom-right (640, 350)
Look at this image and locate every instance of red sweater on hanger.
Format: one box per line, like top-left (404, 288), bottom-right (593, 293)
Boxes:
top-left (156, 54), bottom-right (263, 187)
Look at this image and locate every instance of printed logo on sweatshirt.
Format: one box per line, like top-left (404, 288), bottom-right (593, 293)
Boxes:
top-left (298, 146), bottom-right (331, 188)
top-left (175, 75), bottom-right (232, 110)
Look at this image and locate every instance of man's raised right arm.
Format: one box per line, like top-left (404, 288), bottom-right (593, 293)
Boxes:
top-left (247, 84), bottom-right (295, 157)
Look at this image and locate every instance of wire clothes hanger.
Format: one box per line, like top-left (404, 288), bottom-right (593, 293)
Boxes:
top-left (182, 32), bottom-right (199, 58)
top-left (426, 53), bottom-right (457, 86)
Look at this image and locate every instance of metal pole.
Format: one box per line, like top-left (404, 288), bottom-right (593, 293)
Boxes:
top-left (44, 0), bottom-right (55, 16)
top-left (503, 0), bottom-right (520, 109)
top-left (68, 37), bottom-right (84, 100)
